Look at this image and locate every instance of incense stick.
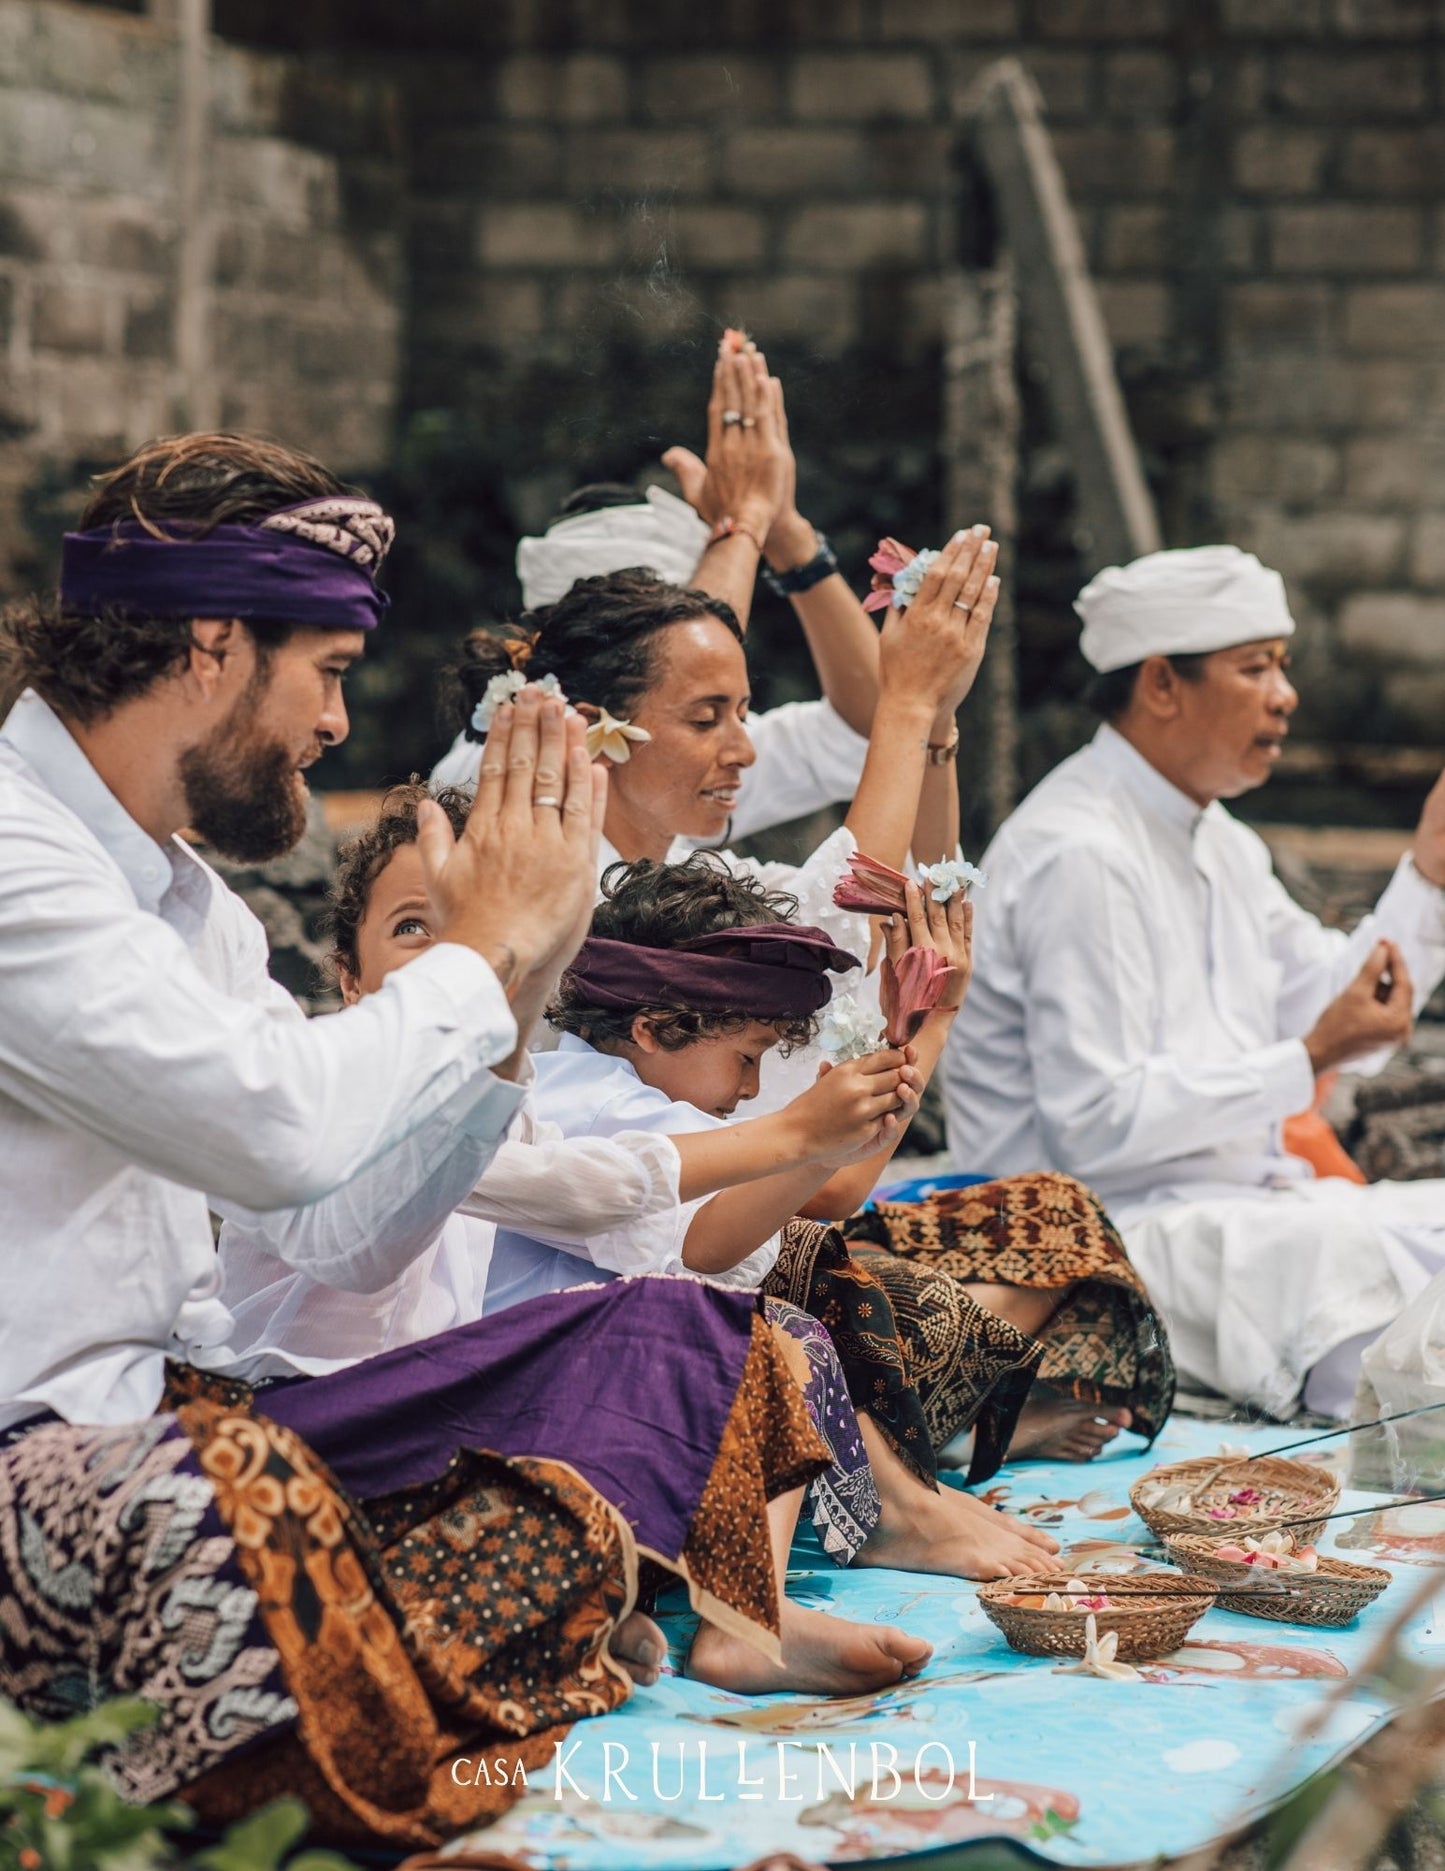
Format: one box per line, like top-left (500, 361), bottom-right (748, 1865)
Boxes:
top-left (1278, 1486), bottom-right (1445, 1532)
top-left (1247, 1399), bottom-right (1445, 1463)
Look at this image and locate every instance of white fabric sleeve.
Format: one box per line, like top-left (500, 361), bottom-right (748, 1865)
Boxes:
top-left (0, 811), bottom-right (521, 1211)
top-left (1017, 843), bottom-right (1316, 1183)
top-left (729, 700), bottom-right (870, 840)
top-left (1270, 850), bottom-right (1445, 1072)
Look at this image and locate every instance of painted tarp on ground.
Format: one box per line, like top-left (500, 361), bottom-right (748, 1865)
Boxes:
top-left (428, 1413), bottom-right (1445, 1870)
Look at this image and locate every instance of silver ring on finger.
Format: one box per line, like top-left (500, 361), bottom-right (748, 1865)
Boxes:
top-left (722, 409), bottom-right (743, 426)
top-left (953, 599), bottom-right (974, 615)
top-left (533, 795), bottom-right (563, 810)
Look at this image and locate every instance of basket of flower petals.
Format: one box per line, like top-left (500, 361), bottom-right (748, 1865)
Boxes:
top-left (1163, 1531), bottom-right (1391, 1627)
top-left (978, 1571), bottom-right (1216, 1663)
top-left (1130, 1455), bottom-right (1339, 1544)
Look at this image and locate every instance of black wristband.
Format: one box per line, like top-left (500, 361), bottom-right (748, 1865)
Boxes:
top-left (761, 531), bottom-right (839, 598)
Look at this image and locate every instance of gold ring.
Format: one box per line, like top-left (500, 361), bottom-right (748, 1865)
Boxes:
top-left (741, 416), bottom-right (757, 429)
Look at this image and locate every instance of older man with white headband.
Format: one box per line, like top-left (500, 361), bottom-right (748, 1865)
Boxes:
top-left (434, 341), bottom-right (877, 839)
top-left (943, 544), bottom-right (1445, 1419)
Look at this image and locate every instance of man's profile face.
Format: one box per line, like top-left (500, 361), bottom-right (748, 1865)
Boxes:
top-left (181, 626), bottom-right (363, 862)
top-left (1168, 638), bottom-right (1297, 802)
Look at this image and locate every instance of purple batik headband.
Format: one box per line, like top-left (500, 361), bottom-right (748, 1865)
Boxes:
top-left (58, 496), bottom-right (394, 631)
top-left (567, 922), bottom-right (861, 1021)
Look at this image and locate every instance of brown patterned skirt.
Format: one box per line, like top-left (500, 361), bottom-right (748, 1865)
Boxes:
top-left (844, 1171), bottom-right (1176, 1481)
top-left (0, 1316), bottom-right (827, 1852)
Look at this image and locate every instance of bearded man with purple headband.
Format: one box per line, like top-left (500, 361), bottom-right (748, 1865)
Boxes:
top-left (0, 433), bottom-right (905, 1844)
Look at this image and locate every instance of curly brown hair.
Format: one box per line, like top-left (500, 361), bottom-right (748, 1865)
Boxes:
top-left (325, 779), bottom-right (473, 981)
top-left (0, 432), bottom-right (364, 725)
top-left (548, 853), bottom-right (819, 1054)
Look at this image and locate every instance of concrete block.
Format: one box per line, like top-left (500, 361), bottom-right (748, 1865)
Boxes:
top-left (1238, 510), bottom-right (1405, 587)
top-left (1225, 282), bottom-right (1335, 352)
top-left (1233, 127), bottom-right (1327, 196)
top-left (1344, 285), bottom-right (1445, 355)
top-left (1333, 0), bottom-right (1437, 36)
top-left (1271, 205), bottom-right (1423, 274)
top-left (722, 128), bottom-right (865, 197)
top-left (1013, 49), bottom-right (1097, 118)
top-left (32, 278), bottom-right (110, 356)
top-left (1340, 129), bottom-right (1445, 197)
top-left (1380, 668), bottom-right (1445, 735)
top-left (413, 127), bottom-right (562, 196)
top-left (1210, 434), bottom-right (1339, 505)
top-left (4, 2), bottom-right (175, 111)
top-left (1339, 592), bottom-right (1445, 662)
top-left (658, 205), bottom-right (769, 268)
top-left (0, 89), bottom-right (170, 200)
top-left (1096, 278), bottom-right (1170, 346)
top-left (784, 202), bottom-right (931, 268)
top-left (720, 273), bottom-right (859, 349)
top-left (1099, 204), bottom-right (1168, 272)
top-left (1032, 0), bottom-right (1169, 37)
top-left (1221, 0), bottom-right (1326, 30)
top-left (1344, 435), bottom-right (1431, 508)
top-left (122, 288), bottom-right (171, 361)
top-left (0, 273), bottom-right (12, 353)
top-left (1102, 50), bottom-right (1178, 116)
top-left (790, 52), bottom-right (934, 121)
top-left (1410, 512), bottom-right (1445, 588)
top-left (495, 54), bottom-right (626, 124)
top-left (1050, 126), bottom-right (1174, 193)
top-left (640, 56), bottom-right (784, 120)
top-left (566, 129), bottom-right (713, 197)
top-left (1276, 51), bottom-right (1429, 118)
top-left (877, 0), bottom-right (1020, 35)
top-left (477, 204), bottom-right (620, 269)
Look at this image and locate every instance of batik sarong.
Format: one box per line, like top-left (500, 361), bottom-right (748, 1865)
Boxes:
top-left (764, 1298), bottom-right (881, 1564)
top-left (0, 1280), bottom-right (829, 1850)
top-left (845, 1171), bottom-right (1176, 1479)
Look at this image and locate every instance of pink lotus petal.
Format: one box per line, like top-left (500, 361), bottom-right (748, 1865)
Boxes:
top-left (862, 588), bottom-right (894, 614)
top-left (869, 538), bottom-right (915, 576)
top-left (882, 944), bottom-right (952, 1046)
top-left (833, 851), bottom-right (912, 916)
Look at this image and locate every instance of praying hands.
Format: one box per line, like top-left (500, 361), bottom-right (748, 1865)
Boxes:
top-left (415, 686), bottom-right (605, 991)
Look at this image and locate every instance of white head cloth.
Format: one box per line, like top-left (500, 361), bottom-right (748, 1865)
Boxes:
top-left (1075, 545), bottom-right (1295, 673)
top-left (515, 486), bottom-right (711, 611)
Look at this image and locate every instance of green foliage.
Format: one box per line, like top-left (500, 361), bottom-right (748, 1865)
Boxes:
top-left (0, 1698), bottom-right (360, 1871)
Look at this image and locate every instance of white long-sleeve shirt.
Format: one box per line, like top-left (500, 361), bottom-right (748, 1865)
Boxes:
top-left (0, 689), bottom-right (522, 1427)
top-left (432, 696), bottom-right (868, 841)
top-left (483, 1033), bottom-right (782, 1312)
top-left (215, 1093), bottom-right (683, 1377)
top-left (944, 723), bottom-right (1445, 1223)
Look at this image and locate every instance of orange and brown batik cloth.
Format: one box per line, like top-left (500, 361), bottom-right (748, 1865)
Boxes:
top-left (0, 1295), bottom-right (827, 1852)
top-left (842, 1171), bottom-right (1176, 1481)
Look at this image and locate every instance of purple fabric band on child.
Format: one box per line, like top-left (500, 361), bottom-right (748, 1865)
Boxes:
top-left (59, 519), bottom-right (389, 631)
top-left (566, 920), bottom-right (860, 1020)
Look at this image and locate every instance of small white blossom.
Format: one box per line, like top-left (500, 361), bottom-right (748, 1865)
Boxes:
top-left (470, 671), bottom-right (566, 736)
top-left (919, 856), bottom-right (988, 902)
top-left (890, 547), bottom-right (940, 608)
top-left (1053, 1614), bottom-right (1141, 1683)
top-left (585, 706), bottom-right (652, 765)
top-left (818, 993), bottom-right (887, 1064)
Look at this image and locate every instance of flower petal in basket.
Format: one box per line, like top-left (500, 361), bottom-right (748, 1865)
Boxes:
top-left (978, 1570), bottom-right (1215, 1663)
top-left (1131, 1455), bottom-right (1339, 1545)
top-left (1162, 1533), bottom-right (1391, 1628)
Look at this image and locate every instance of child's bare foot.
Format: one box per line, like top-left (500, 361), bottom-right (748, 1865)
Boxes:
top-left (855, 1477), bottom-right (1060, 1580)
top-left (610, 1609), bottom-right (668, 1686)
top-left (686, 1603), bottom-right (932, 1696)
top-left (1009, 1387), bottom-right (1132, 1462)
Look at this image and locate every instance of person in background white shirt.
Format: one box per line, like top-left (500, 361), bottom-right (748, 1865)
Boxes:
top-left (433, 336), bottom-right (880, 837)
top-left (944, 544), bottom-right (1445, 1419)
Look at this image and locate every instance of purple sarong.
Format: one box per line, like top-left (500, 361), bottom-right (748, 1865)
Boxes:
top-left (262, 1277), bottom-right (761, 1563)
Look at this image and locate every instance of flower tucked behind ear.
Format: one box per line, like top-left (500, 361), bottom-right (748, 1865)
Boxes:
top-left (585, 707), bottom-right (652, 764)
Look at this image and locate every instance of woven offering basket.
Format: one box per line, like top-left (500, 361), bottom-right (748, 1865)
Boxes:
top-left (1130, 1455), bottom-right (1339, 1544)
top-left (1164, 1534), bottom-right (1391, 1627)
top-left (978, 1571), bottom-right (1216, 1662)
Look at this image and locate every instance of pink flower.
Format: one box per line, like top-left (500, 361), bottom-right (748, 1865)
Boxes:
top-left (881, 945), bottom-right (952, 1046)
top-left (863, 537), bottom-right (919, 613)
top-left (1228, 1487), bottom-right (1263, 1506)
top-left (833, 851), bottom-right (912, 916)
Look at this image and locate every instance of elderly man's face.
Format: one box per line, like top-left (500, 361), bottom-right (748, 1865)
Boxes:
top-left (1169, 638), bottom-right (1297, 801)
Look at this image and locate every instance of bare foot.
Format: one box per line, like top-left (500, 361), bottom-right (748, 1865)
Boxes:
top-left (1009, 1387), bottom-right (1132, 1463)
top-left (686, 1603), bottom-right (932, 1697)
top-left (855, 1478), bottom-right (1061, 1581)
top-left (610, 1609), bottom-right (668, 1687)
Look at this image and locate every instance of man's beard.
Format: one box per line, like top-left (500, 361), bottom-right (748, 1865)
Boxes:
top-left (179, 694), bottom-right (310, 864)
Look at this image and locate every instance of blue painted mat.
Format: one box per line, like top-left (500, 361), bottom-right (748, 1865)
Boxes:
top-left (433, 1416), bottom-right (1445, 1868)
